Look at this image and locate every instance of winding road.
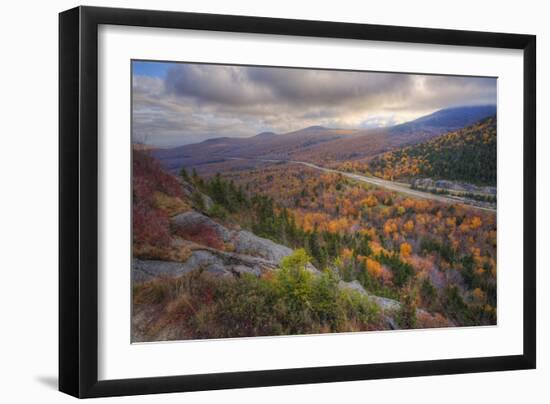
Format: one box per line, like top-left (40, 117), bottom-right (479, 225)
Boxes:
top-left (227, 157), bottom-right (496, 212)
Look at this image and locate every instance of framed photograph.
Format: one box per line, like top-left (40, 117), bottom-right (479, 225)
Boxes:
top-left (59, 6), bottom-right (536, 398)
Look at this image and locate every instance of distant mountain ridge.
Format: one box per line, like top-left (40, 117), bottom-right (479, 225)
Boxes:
top-left (255, 131), bottom-right (277, 137)
top-left (389, 105), bottom-right (496, 136)
top-left (150, 105), bottom-right (496, 172)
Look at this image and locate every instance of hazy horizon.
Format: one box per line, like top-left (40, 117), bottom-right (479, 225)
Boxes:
top-left (132, 61), bottom-right (497, 148)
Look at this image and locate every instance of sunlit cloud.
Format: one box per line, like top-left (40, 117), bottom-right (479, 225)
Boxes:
top-left (132, 61), bottom-right (496, 147)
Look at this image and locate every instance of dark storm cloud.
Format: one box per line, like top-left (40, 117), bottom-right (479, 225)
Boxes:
top-left (165, 64), bottom-right (274, 105)
top-left (164, 64), bottom-right (415, 107)
top-left (246, 68), bottom-right (415, 106)
top-left (133, 62), bottom-right (496, 147)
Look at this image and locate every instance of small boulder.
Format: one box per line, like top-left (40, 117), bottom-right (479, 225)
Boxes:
top-left (133, 258), bottom-right (196, 282)
top-left (338, 280), bottom-right (368, 295)
top-left (232, 230), bottom-right (293, 262)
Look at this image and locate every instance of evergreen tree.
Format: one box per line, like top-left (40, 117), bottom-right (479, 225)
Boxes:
top-left (357, 234), bottom-right (372, 256)
top-left (179, 167), bottom-right (190, 182)
top-left (398, 286), bottom-right (417, 328)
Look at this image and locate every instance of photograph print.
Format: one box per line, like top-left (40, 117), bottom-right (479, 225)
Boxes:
top-left (131, 61), bottom-right (497, 343)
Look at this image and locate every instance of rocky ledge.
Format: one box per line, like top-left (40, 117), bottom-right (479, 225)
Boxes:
top-left (134, 210), bottom-right (453, 330)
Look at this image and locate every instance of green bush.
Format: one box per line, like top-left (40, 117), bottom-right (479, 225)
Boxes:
top-left (207, 203), bottom-right (228, 219)
top-left (133, 249), bottom-right (380, 340)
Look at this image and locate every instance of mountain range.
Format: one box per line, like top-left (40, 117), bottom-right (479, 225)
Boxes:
top-left (150, 105), bottom-right (496, 172)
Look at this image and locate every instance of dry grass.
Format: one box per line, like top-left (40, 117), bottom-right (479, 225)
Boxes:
top-left (133, 242), bottom-right (192, 262)
top-left (153, 191), bottom-right (190, 216)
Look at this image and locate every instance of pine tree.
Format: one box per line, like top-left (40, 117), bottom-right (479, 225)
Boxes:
top-left (179, 167), bottom-right (190, 182)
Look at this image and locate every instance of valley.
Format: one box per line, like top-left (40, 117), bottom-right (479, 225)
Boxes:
top-left (227, 157), bottom-right (496, 211)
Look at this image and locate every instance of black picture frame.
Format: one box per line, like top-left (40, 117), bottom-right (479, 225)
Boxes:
top-left (59, 5), bottom-right (536, 398)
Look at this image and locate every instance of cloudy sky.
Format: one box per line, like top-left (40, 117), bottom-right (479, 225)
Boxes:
top-left (132, 61), bottom-right (496, 147)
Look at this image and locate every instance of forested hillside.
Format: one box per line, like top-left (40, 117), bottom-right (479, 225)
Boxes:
top-left (215, 164), bottom-right (497, 328)
top-left (132, 150), bottom-right (497, 341)
top-left (367, 116), bottom-right (496, 185)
